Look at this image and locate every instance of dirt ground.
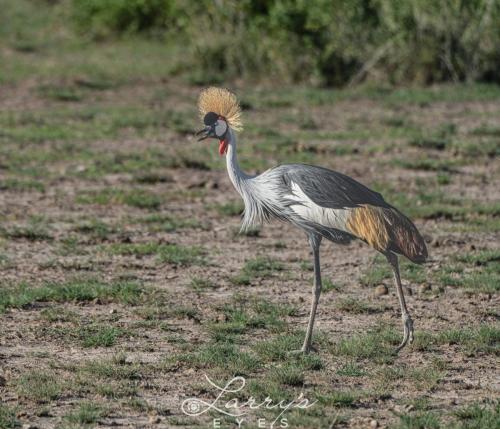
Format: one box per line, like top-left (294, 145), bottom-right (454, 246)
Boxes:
top-left (0, 80), bottom-right (499, 429)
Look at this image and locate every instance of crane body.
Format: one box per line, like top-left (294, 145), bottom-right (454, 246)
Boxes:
top-left (196, 87), bottom-right (428, 353)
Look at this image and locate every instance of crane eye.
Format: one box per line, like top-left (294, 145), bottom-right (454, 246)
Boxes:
top-left (214, 119), bottom-right (228, 138)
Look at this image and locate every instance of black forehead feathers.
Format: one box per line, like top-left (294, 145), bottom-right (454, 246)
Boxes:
top-left (203, 112), bottom-right (219, 126)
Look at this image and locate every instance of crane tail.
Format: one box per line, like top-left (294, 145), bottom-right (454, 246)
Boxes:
top-left (383, 208), bottom-right (428, 263)
top-left (346, 206), bottom-right (428, 264)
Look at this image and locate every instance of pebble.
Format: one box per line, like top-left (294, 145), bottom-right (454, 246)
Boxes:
top-left (419, 284), bottom-right (432, 293)
top-left (374, 285), bottom-right (388, 296)
top-left (148, 415), bottom-right (161, 424)
top-left (205, 180), bottom-right (219, 189)
top-left (187, 180), bottom-right (207, 189)
top-left (370, 420), bottom-right (379, 428)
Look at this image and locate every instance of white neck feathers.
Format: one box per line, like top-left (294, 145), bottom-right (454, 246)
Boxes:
top-left (225, 129), bottom-right (252, 193)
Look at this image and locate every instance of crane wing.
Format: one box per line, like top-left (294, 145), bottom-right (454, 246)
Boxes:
top-left (279, 164), bottom-right (389, 210)
top-left (274, 164), bottom-right (427, 263)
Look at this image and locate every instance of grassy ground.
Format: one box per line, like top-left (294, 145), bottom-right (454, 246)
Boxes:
top-left (0, 2), bottom-right (499, 429)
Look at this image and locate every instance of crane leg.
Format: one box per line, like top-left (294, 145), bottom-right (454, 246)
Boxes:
top-left (386, 252), bottom-right (414, 352)
top-left (300, 233), bottom-right (322, 354)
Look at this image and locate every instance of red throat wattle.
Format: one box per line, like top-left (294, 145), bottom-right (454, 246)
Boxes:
top-left (219, 139), bottom-right (228, 156)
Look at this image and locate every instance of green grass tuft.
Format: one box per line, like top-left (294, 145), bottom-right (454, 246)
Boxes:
top-left (79, 325), bottom-right (123, 348)
top-left (408, 137), bottom-right (449, 150)
top-left (333, 325), bottom-right (399, 363)
top-left (106, 242), bottom-right (205, 266)
top-left (1, 219), bottom-right (52, 241)
top-left (0, 404), bottom-right (19, 429)
top-left (253, 332), bottom-right (304, 361)
top-left (16, 371), bottom-right (62, 403)
top-left (270, 364), bottom-right (304, 386)
top-left (65, 402), bottom-right (105, 425)
top-left (38, 84), bottom-right (83, 102)
top-left (437, 250), bottom-right (499, 294)
top-left (375, 364), bottom-right (443, 390)
top-left (336, 362), bottom-right (367, 377)
top-left (80, 354), bottom-right (140, 380)
top-left (453, 402), bottom-right (499, 429)
top-left (396, 412), bottom-right (441, 429)
top-left (323, 278), bottom-right (342, 292)
top-left (0, 278), bottom-right (144, 311)
top-left (0, 178), bottom-right (45, 192)
top-left (185, 342), bottom-right (261, 376)
top-left (436, 325), bottom-right (499, 355)
top-left (140, 213), bottom-right (201, 232)
top-left (336, 297), bottom-right (378, 314)
top-left (189, 276), bottom-right (217, 290)
top-left (74, 219), bottom-right (116, 240)
top-left (212, 201), bottom-right (244, 216)
top-left (210, 298), bottom-right (296, 339)
top-left (76, 188), bottom-right (162, 210)
top-left (392, 157), bottom-right (460, 172)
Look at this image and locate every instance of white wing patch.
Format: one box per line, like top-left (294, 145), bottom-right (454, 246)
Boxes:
top-left (288, 181), bottom-right (350, 231)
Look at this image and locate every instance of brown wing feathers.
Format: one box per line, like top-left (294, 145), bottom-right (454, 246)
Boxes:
top-left (346, 205), bottom-right (427, 263)
top-left (383, 208), bottom-right (428, 263)
top-left (346, 206), bottom-right (389, 252)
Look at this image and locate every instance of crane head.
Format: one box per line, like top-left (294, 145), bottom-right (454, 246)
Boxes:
top-left (196, 112), bottom-right (229, 155)
top-left (196, 87), bottom-right (242, 156)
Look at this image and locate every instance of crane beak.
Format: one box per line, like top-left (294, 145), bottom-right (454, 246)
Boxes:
top-left (195, 125), bottom-right (212, 141)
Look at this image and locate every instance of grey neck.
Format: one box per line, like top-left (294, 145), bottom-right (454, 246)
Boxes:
top-left (225, 129), bottom-right (253, 194)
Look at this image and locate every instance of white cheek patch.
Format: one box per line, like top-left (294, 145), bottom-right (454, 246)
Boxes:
top-left (215, 120), bottom-right (227, 138)
top-left (288, 181), bottom-right (350, 232)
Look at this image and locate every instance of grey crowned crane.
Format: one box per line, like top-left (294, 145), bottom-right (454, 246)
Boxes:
top-left (196, 87), bottom-right (428, 354)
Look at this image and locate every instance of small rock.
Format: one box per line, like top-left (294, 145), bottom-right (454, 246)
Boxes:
top-left (374, 285), bottom-right (388, 296)
top-left (370, 420), bottom-right (379, 428)
top-left (187, 180), bottom-right (207, 189)
top-left (109, 308), bottom-right (117, 314)
top-left (205, 180), bottom-right (219, 189)
top-left (419, 283), bottom-right (431, 293)
top-left (148, 415), bottom-right (161, 424)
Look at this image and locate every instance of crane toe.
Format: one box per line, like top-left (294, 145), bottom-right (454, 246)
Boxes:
top-left (288, 344), bottom-right (317, 356)
top-left (395, 313), bottom-right (414, 353)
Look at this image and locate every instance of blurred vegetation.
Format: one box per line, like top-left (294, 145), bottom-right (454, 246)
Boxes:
top-left (73, 0), bottom-right (500, 86)
top-left (1, 0), bottom-right (499, 87)
top-left (72, 0), bottom-right (180, 38)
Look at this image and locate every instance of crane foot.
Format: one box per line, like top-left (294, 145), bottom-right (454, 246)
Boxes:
top-left (288, 345), bottom-right (317, 356)
top-left (395, 312), bottom-right (414, 353)
top-left (288, 349), bottom-right (307, 356)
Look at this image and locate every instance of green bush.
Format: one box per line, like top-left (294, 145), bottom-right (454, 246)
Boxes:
top-left (70, 0), bottom-right (500, 86)
top-left (72, 0), bottom-right (180, 39)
